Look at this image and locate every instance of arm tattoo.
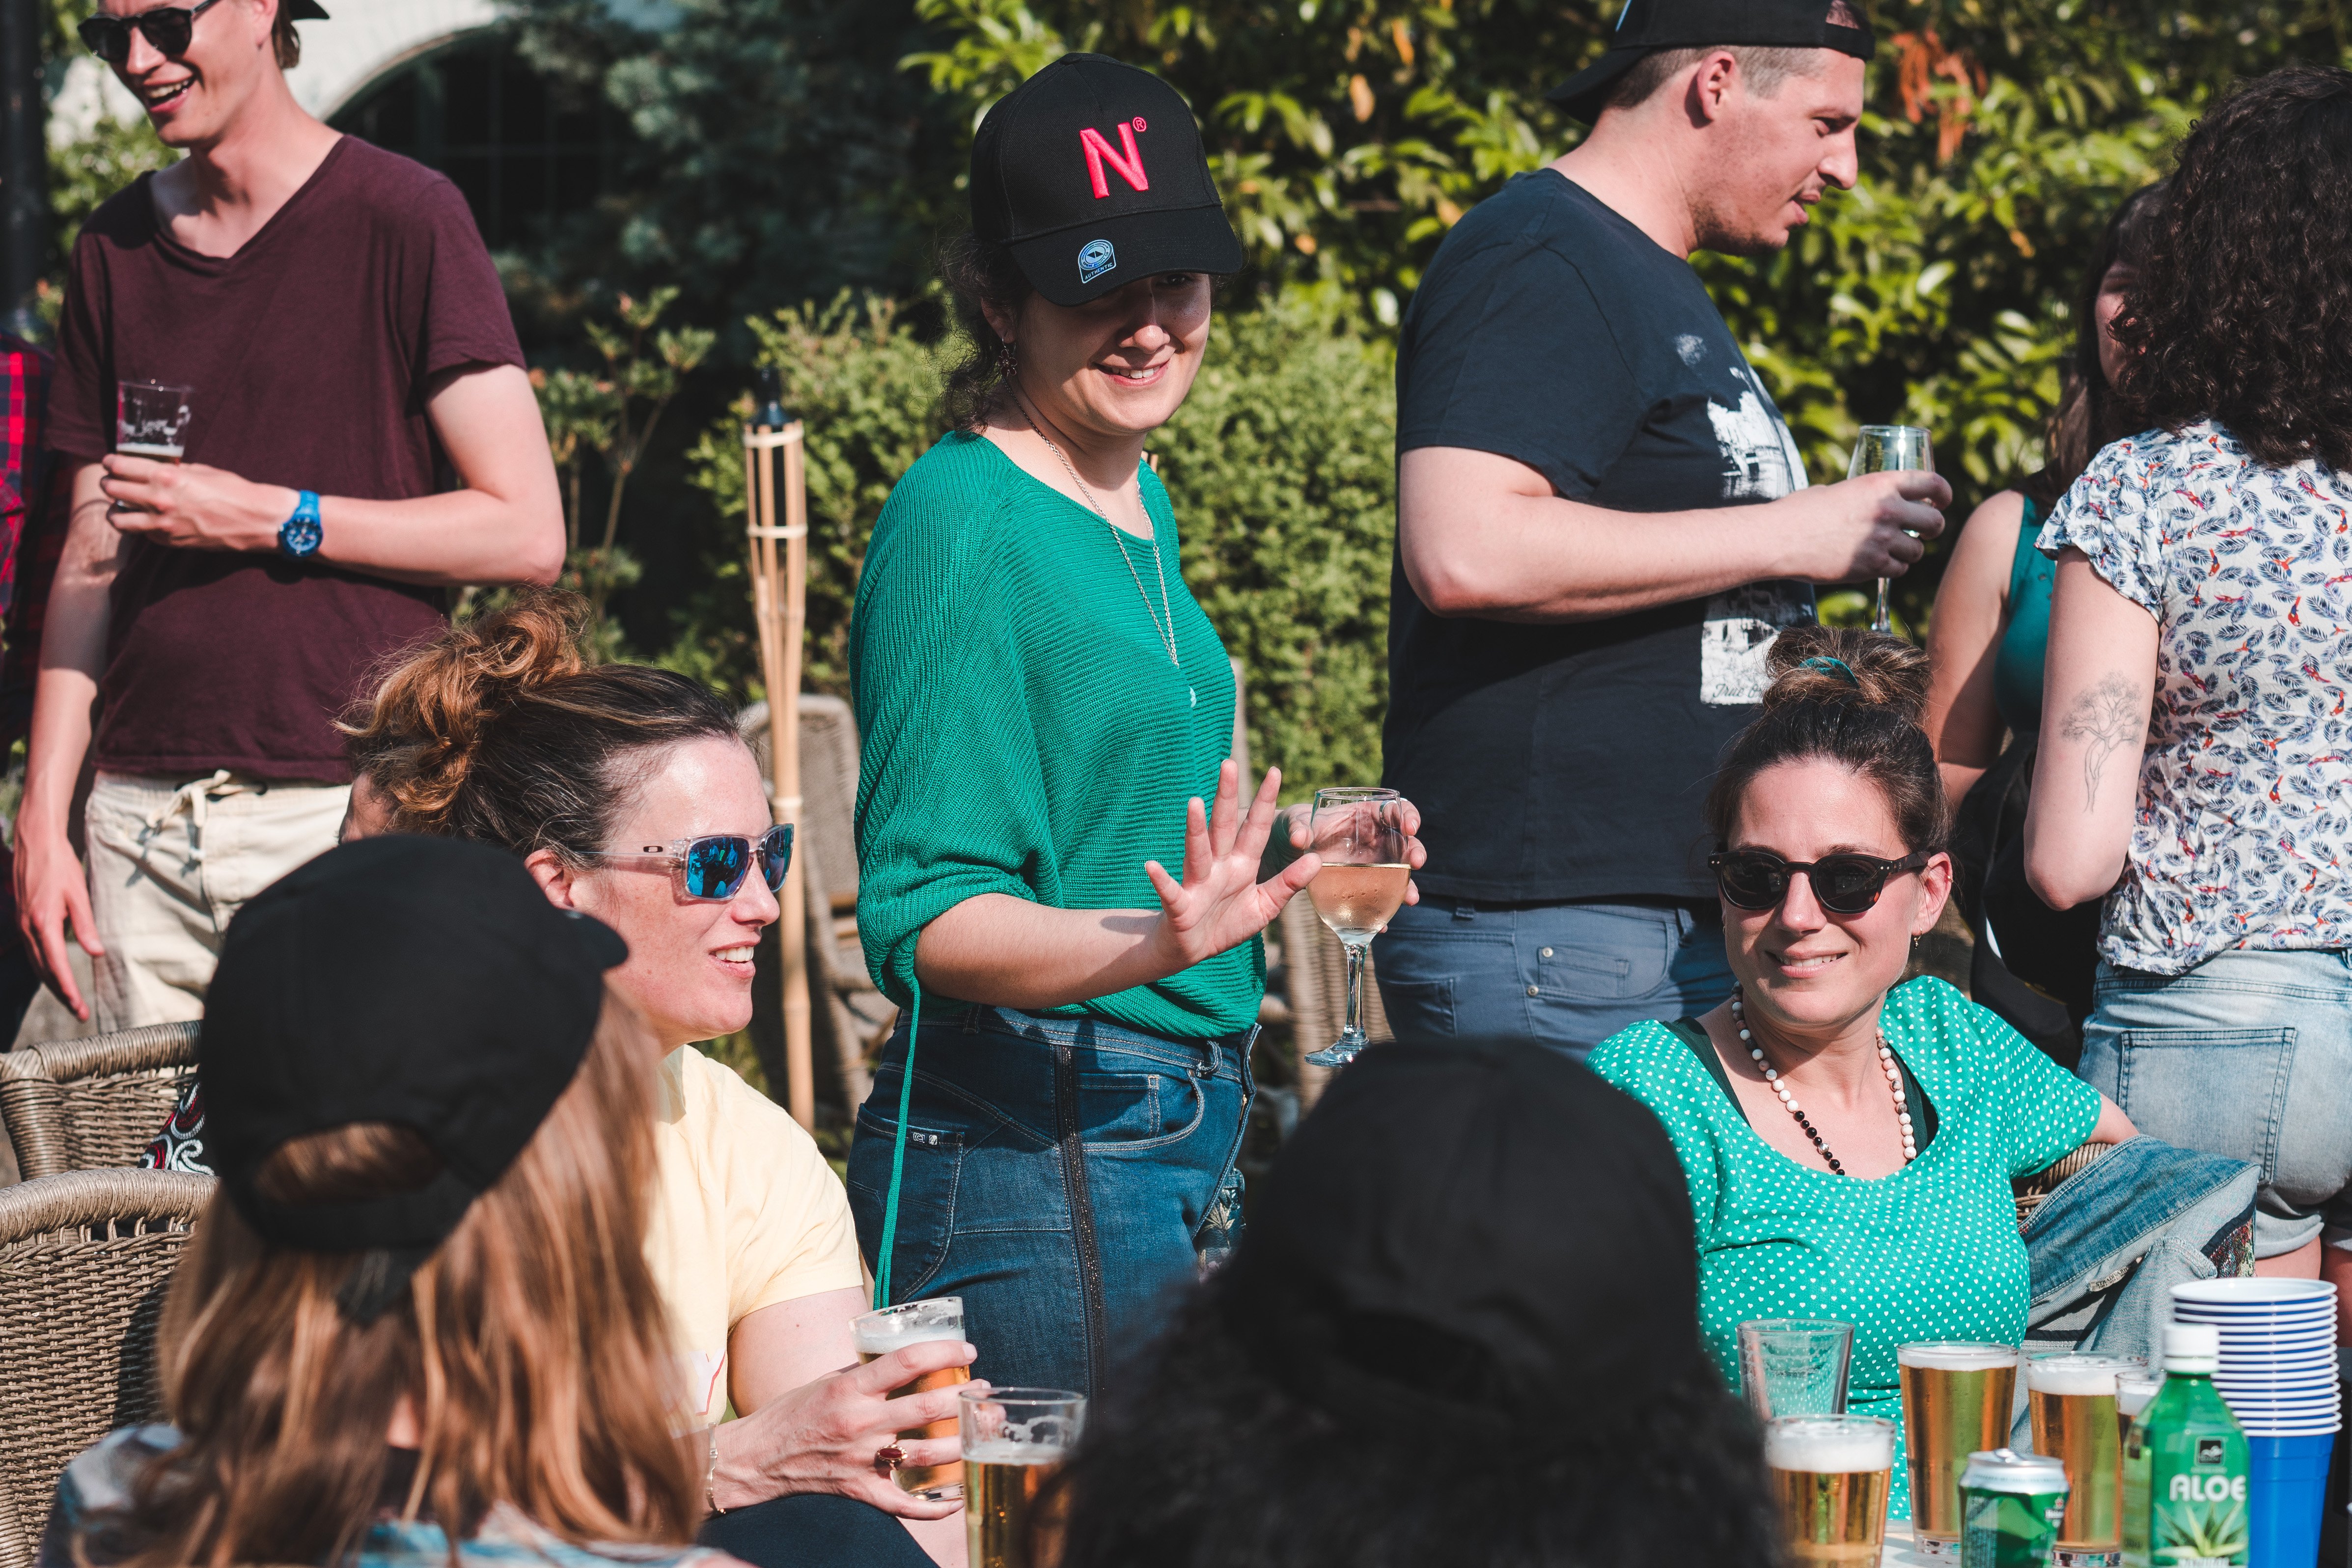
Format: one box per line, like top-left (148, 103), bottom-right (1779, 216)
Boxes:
top-left (2060, 672), bottom-right (2145, 810)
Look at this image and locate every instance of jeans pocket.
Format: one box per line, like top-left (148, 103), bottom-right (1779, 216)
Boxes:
top-left (1375, 975), bottom-right (1456, 1036)
top-left (848, 1102), bottom-right (968, 1300)
top-left (1539, 931), bottom-right (1671, 1001)
top-left (2113, 1027), bottom-right (2297, 1184)
top-left (1081, 1070), bottom-right (1203, 1151)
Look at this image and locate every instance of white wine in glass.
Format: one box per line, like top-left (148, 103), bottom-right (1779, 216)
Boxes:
top-left (1846, 424), bottom-right (1932, 634)
top-left (1302, 787), bottom-right (1410, 1069)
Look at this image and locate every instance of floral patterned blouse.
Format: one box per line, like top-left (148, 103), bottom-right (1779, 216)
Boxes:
top-left (2038, 420), bottom-right (2352, 974)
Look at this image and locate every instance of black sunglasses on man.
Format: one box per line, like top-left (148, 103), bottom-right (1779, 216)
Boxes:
top-left (79, 0), bottom-right (222, 64)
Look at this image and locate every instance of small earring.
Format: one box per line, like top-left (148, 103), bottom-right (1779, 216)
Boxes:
top-left (996, 338), bottom-right (1018, 381)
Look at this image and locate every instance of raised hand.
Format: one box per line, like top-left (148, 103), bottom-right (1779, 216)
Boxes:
top-left (711, 1338), bottom-right (981, 1517)
top-left (1144, 762), bottom-right (1319, 969)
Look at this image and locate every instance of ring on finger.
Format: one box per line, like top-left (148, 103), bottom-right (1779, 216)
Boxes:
top-left (873, 1443), bottom-right (906, 1476)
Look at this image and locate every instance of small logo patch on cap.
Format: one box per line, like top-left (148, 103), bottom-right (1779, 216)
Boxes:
top-left (1078, 238), bottom-right (1117, 284)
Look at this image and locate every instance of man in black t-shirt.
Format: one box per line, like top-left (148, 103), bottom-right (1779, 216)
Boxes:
top-left (1376, 0), bottom-right (1950, 1054)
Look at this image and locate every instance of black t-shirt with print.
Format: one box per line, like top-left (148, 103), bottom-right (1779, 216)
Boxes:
top-left (1386, 169), bottom-right (1815, 905)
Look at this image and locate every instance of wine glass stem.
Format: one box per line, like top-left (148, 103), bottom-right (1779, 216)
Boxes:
top-left (1342, 938), bottom-right (1368, 1042)
top-left (1872, 577), bottom-right (1892, 634)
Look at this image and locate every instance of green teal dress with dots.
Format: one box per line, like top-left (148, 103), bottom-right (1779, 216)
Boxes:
top-left (1589, 977), bottom-right (2100, 1518)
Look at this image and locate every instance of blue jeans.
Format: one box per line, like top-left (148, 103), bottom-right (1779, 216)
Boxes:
top-left (2081, 948), bottom-right (2352, 1258)
top-left (846, 1006), bottom-right (1254, 1401)
top-left (1371, 898), bottom-right (1738, 1057)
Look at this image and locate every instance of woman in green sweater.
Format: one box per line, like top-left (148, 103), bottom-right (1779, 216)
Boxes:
top-left (847, 55), bottom-right (1418, 1403)
top-left (1589, 627), bottom-right (2134, 1520)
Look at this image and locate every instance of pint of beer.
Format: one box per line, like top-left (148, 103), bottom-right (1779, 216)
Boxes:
top-left (853, 1296), bottom-right (971, 1500)
top-left (1898, 1343), bottom-right (2020, 1559)
top-left (961, 1386), bottom-right (1085, 1568)
top-left (1765, 1415), bottom-right (1896, 1566)
top-left (2026, 1353), bottom-right (2141, 1567)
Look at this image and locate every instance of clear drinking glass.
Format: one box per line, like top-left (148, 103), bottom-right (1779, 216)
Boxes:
top-left (2026, 1351), bottom-right (2143, 1566)
top-left (961, 1386), bottom-right (1085, 1568)
top-left (115, 380), bottom-right (193, 462)
top-left (1846, 424), bottom-right (1933, 634)
top-left (852, 1296), bottom-right (971, 1500)
top-left (1301, 786), bottom-right (1411, 1069)
top-left (1740, 1318), bottom-right (1855, 1420)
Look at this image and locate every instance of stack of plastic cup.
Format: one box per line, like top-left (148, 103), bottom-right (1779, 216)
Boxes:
top-left (2170, 1279), bottom-right (2341, 1568)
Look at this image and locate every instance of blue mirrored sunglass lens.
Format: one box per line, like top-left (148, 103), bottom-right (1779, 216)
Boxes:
top-left (683, 837), bottom-right (751, 899)
top-left (759, 825), bottom-right (794, 890)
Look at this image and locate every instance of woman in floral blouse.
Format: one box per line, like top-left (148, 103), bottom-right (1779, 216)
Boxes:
top-left (2026, 64), bottom-right (2352, 1311)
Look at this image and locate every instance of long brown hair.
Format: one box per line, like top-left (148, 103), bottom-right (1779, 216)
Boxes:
top-left (2020, 181), bottom-right (2167, 509)
top-left (101, 995), bottom-right (696, 1568)
top-left (343, 589), bottom-right (743, 861)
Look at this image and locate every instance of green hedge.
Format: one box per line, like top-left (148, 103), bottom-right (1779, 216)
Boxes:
top-left (688, 287), bottom-right (1395, 797)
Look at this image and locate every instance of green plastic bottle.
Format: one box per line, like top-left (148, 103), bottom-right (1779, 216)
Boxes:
top-left (2122, 1323), bottom-right (2250, 1568)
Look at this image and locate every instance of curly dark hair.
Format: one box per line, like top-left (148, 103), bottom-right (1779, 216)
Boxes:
top-left (938, 229), bottom-right (1032, 432)
top-left (2112, 65), bottom-right (2352, 470)
top-left (1052, 1287), bottom-right (1778, 1568)
top-left (2021, 181), bottom-right (2166, 509)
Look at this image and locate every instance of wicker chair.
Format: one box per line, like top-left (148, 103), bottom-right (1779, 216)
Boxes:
top-left (0, 1168), bottom-right (216, 1568)
top-left (1279, 896), bottom-right (1394, 1109)
top-left (0, 1023), bottom-right (201, 1184)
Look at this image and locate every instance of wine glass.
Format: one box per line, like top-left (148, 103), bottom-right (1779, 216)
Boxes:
top-left (1301, 786), bottom-right (1411, 1070)
top-left (1847, 424), bottom-right (1933, 634)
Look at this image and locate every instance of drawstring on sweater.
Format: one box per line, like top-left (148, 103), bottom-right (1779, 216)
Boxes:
top-left (872, 979), bottom-right (921, 1309)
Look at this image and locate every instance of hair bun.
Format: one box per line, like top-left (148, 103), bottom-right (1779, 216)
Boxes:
top-left (1760, 625), bottom-right (1931, 726)
top-left (343, 589), bottom-right (594, 831)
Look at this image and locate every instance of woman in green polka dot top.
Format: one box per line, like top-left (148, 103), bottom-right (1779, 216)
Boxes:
top-left (1589, 627), bottom-right (2137, 1519)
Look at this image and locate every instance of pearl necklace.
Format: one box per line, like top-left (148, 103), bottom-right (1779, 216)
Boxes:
top-left (1730, 988), bottom-right (1916, 1175)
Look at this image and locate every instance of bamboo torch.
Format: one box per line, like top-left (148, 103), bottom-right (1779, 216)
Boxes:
top-left (743, 369), bottom-right (814, 1130)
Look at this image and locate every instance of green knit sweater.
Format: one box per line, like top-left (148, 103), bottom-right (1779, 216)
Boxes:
top-left (851, 430), bottom-right (1264, 1040)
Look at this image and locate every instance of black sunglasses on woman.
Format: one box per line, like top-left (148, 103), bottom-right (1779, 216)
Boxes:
top-left (1708, 848), bottom-right (1931, 916)
top-left (78, 0), bottom-right (221, 63)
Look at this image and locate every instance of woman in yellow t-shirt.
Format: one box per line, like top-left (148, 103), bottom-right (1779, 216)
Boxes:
top-left (342, 591), bottom-right (964, 1568)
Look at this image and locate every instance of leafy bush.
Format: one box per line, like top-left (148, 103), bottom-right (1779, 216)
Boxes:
top-left (688, 288), bottom-right (1395, 794)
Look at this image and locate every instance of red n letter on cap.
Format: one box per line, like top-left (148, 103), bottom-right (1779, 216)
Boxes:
top-left (1080, 123), bottom-right (1148, 198)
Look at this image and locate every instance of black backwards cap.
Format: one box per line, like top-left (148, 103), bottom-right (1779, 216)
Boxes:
top-left (200, 835), bottom-right (628, 1322)
top-left (1550, 0), bottom-right (1877, 124)
top-left (1222, 1038), bottom-right (1710, 1434)
top-left (971, 53), bottom-right (1245, 308)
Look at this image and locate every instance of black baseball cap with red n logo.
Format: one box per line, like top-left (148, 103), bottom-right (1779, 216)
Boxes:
top-left (971, 53), bottom-right (1245, 307)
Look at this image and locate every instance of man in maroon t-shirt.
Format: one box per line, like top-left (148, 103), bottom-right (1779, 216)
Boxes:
top-left (24, 0), bottom-right (563, 1027)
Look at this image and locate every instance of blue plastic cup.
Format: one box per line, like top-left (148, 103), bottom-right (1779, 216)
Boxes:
top-left (2247, 1431), bottom-right (2334, 1568)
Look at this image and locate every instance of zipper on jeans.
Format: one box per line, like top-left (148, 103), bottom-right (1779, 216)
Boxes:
top-left (1052, 1037), bottom-right (1110, 1397)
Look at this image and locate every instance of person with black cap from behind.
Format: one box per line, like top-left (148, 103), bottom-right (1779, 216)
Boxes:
top-left (1050, 1037), bottom-right (1777, 1568)
top-left (1375, 0), bottom-right (1953, 1056)
top-left (850, 52), bottom-right (1424, 1403)
top-left (38, 836), bottom-right (746, 1568)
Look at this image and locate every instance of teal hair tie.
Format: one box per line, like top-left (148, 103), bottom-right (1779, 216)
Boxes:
top-left (1800, 655), bottom-right (1860, 688)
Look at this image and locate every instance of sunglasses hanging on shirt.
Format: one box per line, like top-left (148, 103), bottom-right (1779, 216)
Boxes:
top-left (1707, 848), bottom-right (1930, 916)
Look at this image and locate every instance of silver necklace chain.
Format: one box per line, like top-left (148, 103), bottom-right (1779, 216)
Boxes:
top-left (1016, 394), bottom-right (1181, 667)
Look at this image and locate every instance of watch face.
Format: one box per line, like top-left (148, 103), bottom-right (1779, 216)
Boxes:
top-left (281, 516), bottom-right (323, 557)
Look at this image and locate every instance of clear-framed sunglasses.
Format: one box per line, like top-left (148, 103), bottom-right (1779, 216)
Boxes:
top-left (585, 824), bottom-right (793, 902)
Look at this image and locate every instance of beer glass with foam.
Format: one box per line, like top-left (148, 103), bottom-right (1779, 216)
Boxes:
top-left (1899, 1342), bottom-right (2020, 1560)
top-left (1766, 1414), bottom-right (1896, 1566)
top-left (2113, 1373), bottom-right (2161, 1450)
top-left (113, 381), bottom-right (193, 513)
top-left (960, 1386), bottom-right (1084, 1568)
top-left (853, 1296), bottom-right (971, 1500)
top-left (2026, 1352), bottom-right (2142, 1567)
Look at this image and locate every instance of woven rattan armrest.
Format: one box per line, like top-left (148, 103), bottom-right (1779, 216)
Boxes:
top-left (0, 1169), bottom-right (216, 1241)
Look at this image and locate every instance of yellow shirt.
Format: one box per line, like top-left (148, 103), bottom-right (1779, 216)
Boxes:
top-left (646, 1046), bottom-right (865, 1426)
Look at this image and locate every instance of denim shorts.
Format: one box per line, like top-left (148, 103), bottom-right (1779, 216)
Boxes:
top-left (2080, 947), bottom-right (2352, 1257)
top-left (846, 1006), bottom-right (1254, 1401)
top-left (1371, 897), bottom-right (1737, 1057)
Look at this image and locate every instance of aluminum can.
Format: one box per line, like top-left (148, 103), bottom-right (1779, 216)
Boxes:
top-left (1960, 1449), bottom-right (2070, 1568)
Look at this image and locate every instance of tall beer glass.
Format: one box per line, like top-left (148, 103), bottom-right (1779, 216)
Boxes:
top-left (1899, 1342), bottom-right (2019, 1560)
top-left (1766, 1415), bottom-right (1896, 1566)
top-left (961, 1386), bottom-right (1084, 1568)
top-left (853, 1296), bottom-right (971, 1500)
top-left (2026, 1354), bottom-right (2141, 1567)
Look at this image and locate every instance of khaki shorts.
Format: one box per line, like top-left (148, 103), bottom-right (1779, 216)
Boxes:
top-left (85, 770), bottom-right (350, 1031)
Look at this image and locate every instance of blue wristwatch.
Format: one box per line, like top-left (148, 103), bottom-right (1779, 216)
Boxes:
top-left (278, 490), bottom-right (322, 559)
